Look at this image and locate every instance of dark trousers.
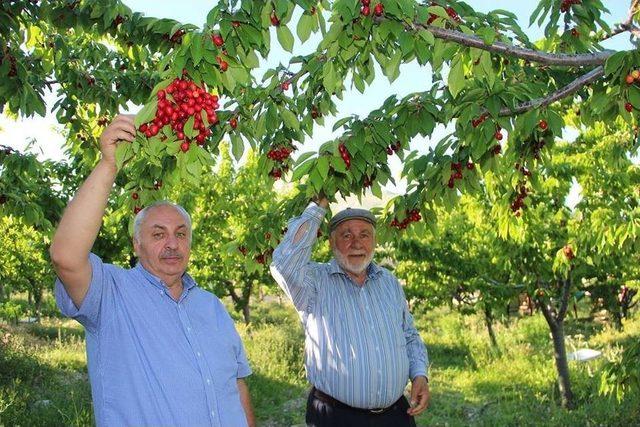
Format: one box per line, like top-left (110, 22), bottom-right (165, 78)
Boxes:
top-left (306, 387), bottom-right (417, 427)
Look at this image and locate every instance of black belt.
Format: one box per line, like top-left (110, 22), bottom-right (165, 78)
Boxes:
top-left (311, 387), bottom-right (401, 415)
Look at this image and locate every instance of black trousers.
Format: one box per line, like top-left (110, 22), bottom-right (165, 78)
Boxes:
top-left (306, 388), bottom-right (417, 427)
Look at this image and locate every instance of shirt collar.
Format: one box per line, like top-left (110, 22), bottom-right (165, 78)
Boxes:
top-left (135, 262), bottom-right (197, 292)
top-left (328, 258), bottom-right (383, 279)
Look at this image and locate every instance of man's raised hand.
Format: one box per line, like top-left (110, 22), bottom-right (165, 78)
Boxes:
top-left (99, 114), bottom-right (136, 165)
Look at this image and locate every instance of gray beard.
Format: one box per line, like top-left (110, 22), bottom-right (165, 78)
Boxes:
top-left (333, 249), bottom-right (374, 276)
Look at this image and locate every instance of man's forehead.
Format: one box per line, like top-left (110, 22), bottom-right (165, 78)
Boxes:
top-left (336, 219), bottom-right (374, 232)
top-left (144, 206), bottom-right (186, 227)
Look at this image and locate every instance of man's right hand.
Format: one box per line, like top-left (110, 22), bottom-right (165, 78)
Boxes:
top-left (99, 114), bottom-right (136, 165)
top-left (313, 191), bottom-right (330, 209)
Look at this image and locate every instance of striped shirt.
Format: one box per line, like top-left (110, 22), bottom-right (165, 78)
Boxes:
top-left (270, 203), bottom-right (428, 409)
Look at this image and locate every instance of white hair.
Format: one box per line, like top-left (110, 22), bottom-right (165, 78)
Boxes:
top-left (133, 201), bottom-right (192, 244)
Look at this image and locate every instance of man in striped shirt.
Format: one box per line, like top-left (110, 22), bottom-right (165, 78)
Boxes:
top-left (270, 195), bottom-right (430, 427)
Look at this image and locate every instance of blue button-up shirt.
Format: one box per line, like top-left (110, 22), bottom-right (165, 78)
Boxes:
top-left (270, 203), bottom-right (428, 409)
top-left (55, 253), bottom-right (251, 427)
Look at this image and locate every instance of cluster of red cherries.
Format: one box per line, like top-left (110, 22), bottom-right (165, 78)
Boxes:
top-left (385, 141), bottom-right (402, 155)
top-left (137, 75), bottom-right (219, 153)
top-left (267, 145), bottom-right (296, 180)
top-left (427, 3), bottom-right (462, 24)
top-left (390, 209), bottom-right (422, 229)
top-left (560, 0), bottom-right (581, 13)
top-left (447, 161), bottom-right (474, 189)
top-left (338, 143), bottom-right (351, 169)
top-left (360, 0), bottom-right (383, 17)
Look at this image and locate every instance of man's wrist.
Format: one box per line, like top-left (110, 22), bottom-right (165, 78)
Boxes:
top-left (413, 375), bottom-right (428, 383)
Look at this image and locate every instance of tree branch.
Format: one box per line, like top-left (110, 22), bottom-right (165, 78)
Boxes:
top-left (601, 0), bottom-right (640, 42)
top-left (419, 25), bottom-right (614, 66)
top-left (498, 66), bottom-right (604, 116)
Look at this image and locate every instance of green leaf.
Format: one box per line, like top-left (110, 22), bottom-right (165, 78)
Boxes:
top-left (295, 151), bottom-right (316, 166)
top-left (448, 55), bottom-right (465, 98)
top-left (476, 27), bottom-right (497, 45)
top-left (292, 158), bottom-right (315, 180)
top-left (332, 116), bottom-right (352, 131)
top-left (230, 133), bottom-right (244, 161)
top-left (281, 107), bottom-right (300, 130)
top-left (629, 85), bottom-right (640, 109)
top-left (385, 50), bottom-right (402, 83)
top-left (317, 156), bottom-right (330, 180)
top-left (184, 115), bottom-right (196, 138)
top-left (115, 141), bottom-right (133, 170)
top-left (276, 25), bottom-right (295, 52)
top-left (417, 29), bottom-right (434, 45)
top-left (190, 35), bottom-right (204, 66)
top-left (322, 62), bottom-right (337, 93)
top-left (296, 13), bottom-right (313, 43)
top-left (605, 51), bottom-right (627, 76)
top-left (135, 100), bottom-right (157, 127)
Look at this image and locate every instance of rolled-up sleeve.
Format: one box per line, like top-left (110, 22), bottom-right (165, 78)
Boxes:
top-left (54, 253), bottom-right (105, 333)
top-left (270, 202), bottom-right (326, 313)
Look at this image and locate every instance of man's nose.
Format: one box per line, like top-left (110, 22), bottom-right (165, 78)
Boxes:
top-left (165, 235), bottom-right (179, 249)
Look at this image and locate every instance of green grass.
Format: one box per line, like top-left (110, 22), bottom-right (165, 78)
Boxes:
top-left (1, 301), bottom-right (638, 426)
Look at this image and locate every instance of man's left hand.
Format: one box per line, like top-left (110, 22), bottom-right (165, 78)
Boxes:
top-left (407, 376), bottom-right (430, 416)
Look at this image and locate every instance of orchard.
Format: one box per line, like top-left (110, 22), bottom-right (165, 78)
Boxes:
top-left (1, 0), bottom-right (640, 422)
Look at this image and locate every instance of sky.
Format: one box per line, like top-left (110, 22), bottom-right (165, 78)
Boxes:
top-left (1, 1), bottom-right (634, 196)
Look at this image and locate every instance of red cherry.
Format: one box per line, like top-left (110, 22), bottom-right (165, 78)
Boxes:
top-left (281, 81), bottom-right (290, 91)
top-left (134, 206), bottom-right (142, 214)
top-left (625, 102), bottom-right (634, 112)
top-left (538, 119), bottom-right (548, 130)
top-left (232, 21), bottom-right (241, 28)
top-left (625, 74), bottom-right (635, 84)
top-left (229, 117), bottom-right (238, 129)
top-left (362, 0), bottom-right (370, 5)
top-left (212, 34), bottom-right (224, 47)
top-left (361, 5), bottom-right (370, 15)
top-left (180, 141), bottom-right (190, 152)
top-left (373, 3), bottom-right (383, 16)
top-left (466, 161), bottom-right (475, 170)
top-left (270, 13), bottom-right (280, 26)
top-left (495, 131), bottom-right (503, 141)
top-left (132, 192), bottom-right (139, 200)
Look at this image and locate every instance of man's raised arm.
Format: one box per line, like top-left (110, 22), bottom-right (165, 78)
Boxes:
top-left (269, 195), bottom-right (328, 312)
top-left (49, 115), bottom-right (136, 308)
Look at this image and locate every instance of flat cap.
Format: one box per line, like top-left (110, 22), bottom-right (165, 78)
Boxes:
top-left (329, 207), bottom-right (376, 232)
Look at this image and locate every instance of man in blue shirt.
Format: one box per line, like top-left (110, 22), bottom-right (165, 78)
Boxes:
top-left (270, 195), bottom-right (430, 427)
top-left (50, 115), bottom-right (255, 427)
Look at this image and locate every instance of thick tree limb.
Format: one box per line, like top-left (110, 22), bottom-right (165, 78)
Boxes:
top-left (498, 66), bottom-right (604, 116)
top-left (420, 25), bottom-right (614, 66)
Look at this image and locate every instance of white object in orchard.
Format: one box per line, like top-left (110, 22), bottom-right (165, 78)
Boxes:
top-left (567, 348), bottom-right (602, 362)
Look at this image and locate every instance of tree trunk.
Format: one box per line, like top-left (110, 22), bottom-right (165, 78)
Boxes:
top-left (242, 303), bottom-right (251, 325)
top-left (548, 320), bottom-right (575, 409)
top-left (483, 306), bottom-right (499, 349)
top-left (537, 275), bottom-right (575, 409)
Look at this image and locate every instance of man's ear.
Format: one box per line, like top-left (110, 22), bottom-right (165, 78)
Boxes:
top-left (132, 237), bottom-right (140, 256)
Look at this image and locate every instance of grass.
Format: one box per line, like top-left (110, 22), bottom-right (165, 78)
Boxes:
top-left (1, 298), bottom-right (638, 426)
